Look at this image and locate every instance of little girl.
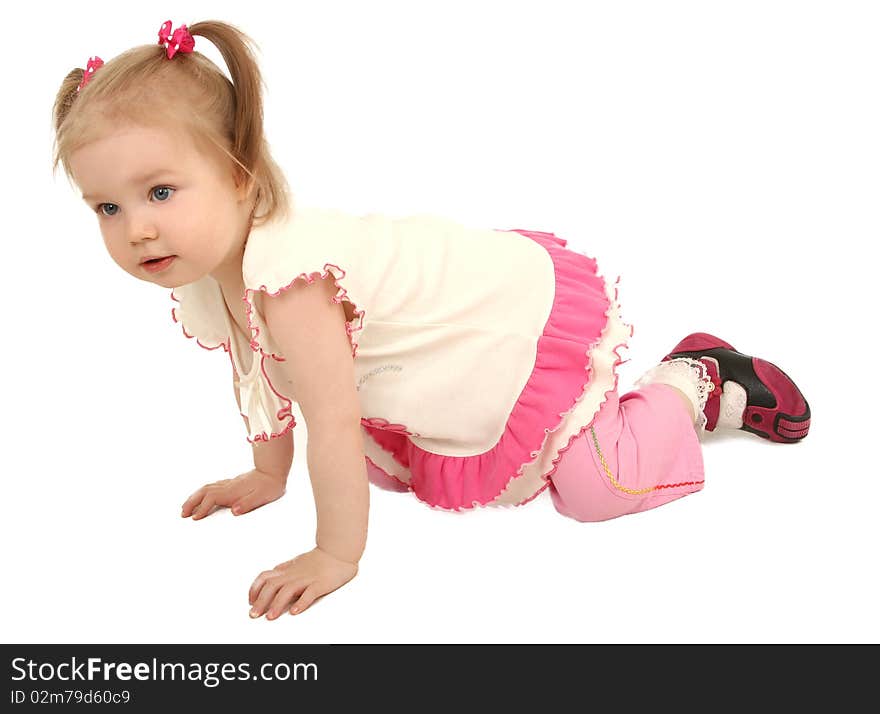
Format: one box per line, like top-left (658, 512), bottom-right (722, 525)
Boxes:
top-left (52, 19), bottom-right (811, 621)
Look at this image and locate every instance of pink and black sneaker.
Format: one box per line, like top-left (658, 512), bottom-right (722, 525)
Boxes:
top-left (663, 332), bottom-right (811, 443)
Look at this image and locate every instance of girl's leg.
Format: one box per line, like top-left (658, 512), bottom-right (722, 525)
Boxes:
top-left (549, 361), bottom-right (711, 522)
top-left (547, 328), bottom-right (812, 522)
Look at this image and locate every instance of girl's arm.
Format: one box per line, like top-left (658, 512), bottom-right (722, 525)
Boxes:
top-left (251, 430), bottom-right (294, 482)
top-left (244, 275), bottom-right (365, 618)
top-left (261, 276), bottom-right (368, 565)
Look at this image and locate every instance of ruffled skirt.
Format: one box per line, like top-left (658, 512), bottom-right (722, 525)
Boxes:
top-left (360, 228), bottom-right (634, 511)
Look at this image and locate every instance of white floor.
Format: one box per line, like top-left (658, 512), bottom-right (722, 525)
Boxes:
top-left (3, 0), bottom-right (876, 644)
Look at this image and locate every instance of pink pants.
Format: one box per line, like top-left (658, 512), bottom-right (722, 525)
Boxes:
top-left (365, 383), bottom-right (705, 522)
top-left (547, 382), bottom-right (705, 521)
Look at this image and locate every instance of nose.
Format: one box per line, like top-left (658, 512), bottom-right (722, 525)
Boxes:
top-left (127, 212), bottom-right (159, 246)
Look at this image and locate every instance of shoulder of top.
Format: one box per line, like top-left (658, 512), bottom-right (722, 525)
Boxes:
top-left (241, 206), bottom-right (362, 288)
top-left (243, 205), bottom-right (469, 264)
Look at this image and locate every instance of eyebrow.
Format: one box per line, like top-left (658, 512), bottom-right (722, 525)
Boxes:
top-left (81, 169), bottom-right (177, 202)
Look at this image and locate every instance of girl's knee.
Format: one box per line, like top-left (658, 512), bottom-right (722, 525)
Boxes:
top-left (546, 408), bottom-right (703, 522)
top-left (549, 482), bottom-right (634, 522)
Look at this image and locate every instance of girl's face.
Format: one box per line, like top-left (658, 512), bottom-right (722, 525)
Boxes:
top-left (69, 124), bottom-right (255, 290)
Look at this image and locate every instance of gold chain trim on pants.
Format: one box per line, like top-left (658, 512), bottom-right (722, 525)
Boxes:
top-left (589, 425), bottom-right (656, 495)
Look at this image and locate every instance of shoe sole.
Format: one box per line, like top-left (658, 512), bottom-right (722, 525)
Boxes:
top-left (665, 333), bottom-right (811, 443)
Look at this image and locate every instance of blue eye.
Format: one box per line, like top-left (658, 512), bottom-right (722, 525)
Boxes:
top-left (96, 186), bottom-right (175, 217)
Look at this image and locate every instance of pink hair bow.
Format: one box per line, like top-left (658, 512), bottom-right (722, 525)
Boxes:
top-left (75, 21), bottom-right (194, 96)
top-left (158, 20), bottom-right (195, 59)
top-left (77, 56), bottom-right (104, 93)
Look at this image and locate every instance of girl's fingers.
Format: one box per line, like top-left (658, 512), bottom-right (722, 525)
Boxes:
top-left (230, 488), bottom-right (260, 515)
top-left (249, 568), bottom-right (278, 606)
top-left (181, 489), bottom-right (206, 516)
top-left (266, 582), bottom-right (308, 620)
top-left (183, 479), bottom-right (248, 517)
top-left (249, 557), bottom-right (297, 603)
top-left (181, 480), bottom-right (227, 515)
top-left (249, 574), bottom-right (286, 618)
top-left (205, 482), bottom-right (243, 508)
top-left (191, 495), bottom-right (216, 520)
top-left (289, 584), bottom-right (321, 616)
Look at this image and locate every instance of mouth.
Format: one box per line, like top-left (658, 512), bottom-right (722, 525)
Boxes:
top-left (140, 255), bottom-right (177, 273)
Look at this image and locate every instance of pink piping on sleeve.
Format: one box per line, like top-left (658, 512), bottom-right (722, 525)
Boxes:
top-left (236, 268), bottom-right (363, 442)
top-left (243, 265), bottom-right (365, 361)
top-left (170, 290), bottom-right (231, 353)
top-left (171, 288), bottom-right (296, 443)
top-left (244, 358), bottom-right (297, 445)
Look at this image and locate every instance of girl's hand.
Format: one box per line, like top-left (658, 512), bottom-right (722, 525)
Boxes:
top-left (181, 468), bottom-right (286, 520)
top-left (248, 547), bottom-right (359, 619)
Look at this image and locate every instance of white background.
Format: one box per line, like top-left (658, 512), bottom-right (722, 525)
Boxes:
top-left (2, 0), bottom-right (877, 644)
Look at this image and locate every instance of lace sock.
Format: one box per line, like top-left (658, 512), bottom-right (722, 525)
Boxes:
top-left (634, 357), bottom-right (716, 438)
top-left (696, 356), bottom-right (748, 430)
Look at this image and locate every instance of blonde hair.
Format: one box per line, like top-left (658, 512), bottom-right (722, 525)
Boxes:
top-left (51, 19), bottom-right (292, 227)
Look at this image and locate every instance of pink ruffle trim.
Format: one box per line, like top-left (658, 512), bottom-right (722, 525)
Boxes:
top-left (172, 290), bottom-right (297, 443)
top-left (362, 228), bottom-right (617, 510)
top-left (231, 267), bottom-right (363, 443)
top-left (240, 354), bottom-right (297, 444)
top-left (512, 279), bottom-right (632, 508)
top-left (243, 264), bottom-right (365, 361)
top-left (171, 291), bottom-right (229, 353)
